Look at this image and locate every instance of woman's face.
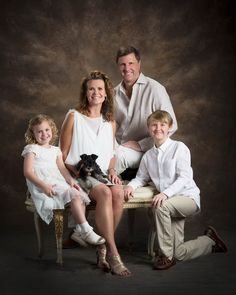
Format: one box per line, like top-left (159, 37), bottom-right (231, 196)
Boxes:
top-left (86, 79), bottom-right (107, 106)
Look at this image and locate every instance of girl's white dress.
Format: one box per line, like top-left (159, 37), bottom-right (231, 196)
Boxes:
top-left (22, 144), bottom-right (90, 224)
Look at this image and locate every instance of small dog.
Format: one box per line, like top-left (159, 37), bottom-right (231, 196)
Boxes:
top-left (76, 154), bottom-right (109, 193)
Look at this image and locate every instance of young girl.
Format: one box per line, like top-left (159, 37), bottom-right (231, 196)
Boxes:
top-left (124, 110), bottom-right (227, 270)
top-left (22, 114), bottom-right (105, 246)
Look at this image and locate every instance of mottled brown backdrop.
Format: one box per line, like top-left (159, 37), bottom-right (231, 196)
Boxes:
top-left (1, 0), bottom-right (236, 238)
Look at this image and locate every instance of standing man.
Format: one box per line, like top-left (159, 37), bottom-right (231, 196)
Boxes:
top-left (114, 46), bottom-right (178, 175)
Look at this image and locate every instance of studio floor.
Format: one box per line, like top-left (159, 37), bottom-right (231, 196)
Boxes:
top-left (2, 216), bottom-right (236, 295)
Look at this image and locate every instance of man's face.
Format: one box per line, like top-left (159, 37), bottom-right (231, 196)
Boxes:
top-left (118, 53), bottom-right (141, 86)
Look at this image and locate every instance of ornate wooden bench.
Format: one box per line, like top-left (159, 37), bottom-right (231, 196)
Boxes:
top-left (25, 185), bottom-right (156, 265)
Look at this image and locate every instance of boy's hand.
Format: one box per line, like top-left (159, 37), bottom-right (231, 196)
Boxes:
top-left (123, 186), bottom-right (134, 202)
top-left (152, 192), bottom-right (167, 208)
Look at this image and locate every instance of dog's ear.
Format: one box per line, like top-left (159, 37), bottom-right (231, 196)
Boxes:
top-left (80, 154), bottom-right (87, 160)
top-left (91, 154), bottom-right (98, 160)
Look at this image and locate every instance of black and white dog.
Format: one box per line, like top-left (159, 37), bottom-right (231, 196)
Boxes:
top-left (76, 154), bottom-right (108, 193)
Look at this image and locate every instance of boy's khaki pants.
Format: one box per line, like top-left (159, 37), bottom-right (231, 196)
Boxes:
top-left (153, 195), bottom-right (214, 261)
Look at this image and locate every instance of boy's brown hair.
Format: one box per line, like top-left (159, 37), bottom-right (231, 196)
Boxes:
top-left (147, 110), bottom-right (173, 127)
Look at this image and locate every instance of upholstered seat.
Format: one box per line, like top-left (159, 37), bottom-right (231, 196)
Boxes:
top-left (25, 185), bottom-right (156, 265)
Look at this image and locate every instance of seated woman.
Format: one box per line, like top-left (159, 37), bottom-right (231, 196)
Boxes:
top-left (60, 70), bottom-right (131, 277)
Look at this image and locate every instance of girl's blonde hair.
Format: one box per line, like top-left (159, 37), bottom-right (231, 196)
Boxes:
top-left (24, 114), bottom-right (58, 145)
top-left (147, 110), bottom-right (173, 127)
top-left (76, 70), bottom-right (115, 122)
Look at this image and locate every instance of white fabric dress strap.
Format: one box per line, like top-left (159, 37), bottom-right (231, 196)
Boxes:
top-left (64, 109), bottom-right (114, 173)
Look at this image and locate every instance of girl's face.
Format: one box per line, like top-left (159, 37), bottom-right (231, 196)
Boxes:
top-left (86, 79), bottom-right (107, 106)
top-left (148, 120), bottom-right (171, 146)
top-left (33, 120), bottom-right (52, 147)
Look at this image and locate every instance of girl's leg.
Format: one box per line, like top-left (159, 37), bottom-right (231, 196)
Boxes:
top-left (70, 197), bottom-right (86, 224)
top-left (70, 197), bottom-right (105, 245)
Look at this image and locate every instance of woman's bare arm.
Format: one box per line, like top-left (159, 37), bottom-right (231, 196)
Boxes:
top-left (59, 111), bottom-right (77, 175)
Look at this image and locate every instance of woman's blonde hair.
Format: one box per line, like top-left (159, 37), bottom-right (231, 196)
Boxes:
top-left (76, 70), bottom-right (115, 121)
top-left (147, 110), bottom-right (173, 127)
top-left (24, 114), bottom-right (58, 145)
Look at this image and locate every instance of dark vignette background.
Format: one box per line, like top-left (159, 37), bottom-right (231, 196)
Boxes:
top-left (0, 0), bottom-right (235, 247)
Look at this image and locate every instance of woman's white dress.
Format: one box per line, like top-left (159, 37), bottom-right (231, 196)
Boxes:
top-left (62, 109), bottom-right (114, 173)
top-left (22, 144), bottom-right (90, 224)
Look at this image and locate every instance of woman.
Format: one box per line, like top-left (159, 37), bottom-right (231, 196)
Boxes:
top-left (60, 70), bottom-right (131, 277)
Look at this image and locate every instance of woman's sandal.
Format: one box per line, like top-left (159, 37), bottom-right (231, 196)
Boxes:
top-left (96, 245), bottom-right (110, 272)
top-left (107, 254), bottom-right (131, 277)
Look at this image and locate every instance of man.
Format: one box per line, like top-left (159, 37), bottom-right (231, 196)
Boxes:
top-left (114, 46), bottom-right (178, 175)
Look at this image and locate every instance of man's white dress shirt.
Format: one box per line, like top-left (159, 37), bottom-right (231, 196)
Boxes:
top-left (115, 73), bottom-right (178, 152)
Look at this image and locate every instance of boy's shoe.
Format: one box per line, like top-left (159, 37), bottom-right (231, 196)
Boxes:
top-left (154, 256), bottom-right (176, 270)
top-left (204, 226), bottom-right (228, 253)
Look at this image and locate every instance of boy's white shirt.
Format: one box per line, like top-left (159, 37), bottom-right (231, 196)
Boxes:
top-left (128, 137), bottom-right (201, 209)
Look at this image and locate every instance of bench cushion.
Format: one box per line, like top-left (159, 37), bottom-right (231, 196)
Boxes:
top-left (25, 185), bottom-right (156, 211)
top-left (123, 185), bottom-right (155, 209)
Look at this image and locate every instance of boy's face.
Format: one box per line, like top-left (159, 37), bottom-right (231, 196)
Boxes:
top-left (148, 120), bottom-right (171, 145)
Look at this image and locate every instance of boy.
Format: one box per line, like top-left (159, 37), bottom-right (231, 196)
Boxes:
top-left (124, 110), bottom-right (227, 270)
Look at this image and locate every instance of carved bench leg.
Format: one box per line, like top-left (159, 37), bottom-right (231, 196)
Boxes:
top-left (33, 211), bottom-right (43, 258)
top-left (53, 209), bottom-right (64, 265)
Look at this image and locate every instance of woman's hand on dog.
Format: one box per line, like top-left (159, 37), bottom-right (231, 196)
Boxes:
top-left (108, 170), bottom-right (122, 185)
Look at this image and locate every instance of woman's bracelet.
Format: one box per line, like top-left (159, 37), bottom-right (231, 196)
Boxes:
top-left (108, 167), bottom-right (116, 173)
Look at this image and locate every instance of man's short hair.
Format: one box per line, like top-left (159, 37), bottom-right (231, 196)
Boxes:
top-left (116, 46), bottom-right (141, 63)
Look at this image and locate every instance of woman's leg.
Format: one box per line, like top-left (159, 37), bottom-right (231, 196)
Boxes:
top-left (89, 184), bottom-right (131, 276)
top-left (110, 185), bottom-right (124, 231)
top-left (89, 184), bottom-right (118, 255)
